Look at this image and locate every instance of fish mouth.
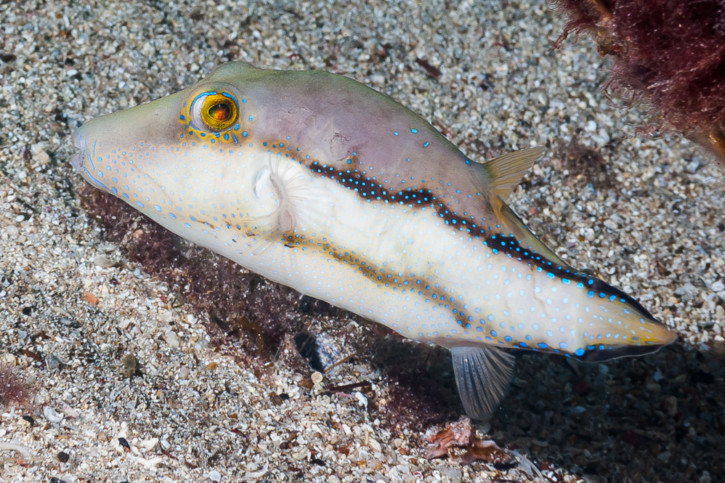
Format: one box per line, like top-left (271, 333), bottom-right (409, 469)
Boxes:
top-left (70, 127), bottom-right (111, 192)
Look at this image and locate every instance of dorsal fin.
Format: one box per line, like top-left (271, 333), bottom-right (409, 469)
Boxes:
top-left (478, 147), bottom-right (543, 240)
top-left (481, 147), bottom-right (545, 201)
top-left (475, 147), bottom-right (571, 268)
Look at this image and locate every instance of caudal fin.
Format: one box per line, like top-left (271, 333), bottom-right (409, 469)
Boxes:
top-left (572, 279), bottom-right (677, 362)
top-left (578, 316), bottom-right (677, 362)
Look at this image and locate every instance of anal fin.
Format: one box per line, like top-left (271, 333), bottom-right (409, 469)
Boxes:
top-left (450, 346), bottom-right (515, 420)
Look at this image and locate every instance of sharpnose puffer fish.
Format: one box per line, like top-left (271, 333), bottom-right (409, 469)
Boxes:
top-left (72, 62), bottom-right (676, 419)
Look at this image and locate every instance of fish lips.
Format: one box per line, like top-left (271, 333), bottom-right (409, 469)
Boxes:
top-left (70, 125), bottom-right (113, 193)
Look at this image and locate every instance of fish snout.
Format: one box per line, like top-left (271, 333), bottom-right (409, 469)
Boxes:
top-left (70, 125), bottom-right (112, 192)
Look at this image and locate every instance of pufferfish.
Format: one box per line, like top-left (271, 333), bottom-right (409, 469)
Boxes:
top-left (71, 62), bottom-right (676, 419)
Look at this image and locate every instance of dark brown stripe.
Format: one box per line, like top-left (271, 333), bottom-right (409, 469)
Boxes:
top-left (280, 231), bottom-right (477, 331)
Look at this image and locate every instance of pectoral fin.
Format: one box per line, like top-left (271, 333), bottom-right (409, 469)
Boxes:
top-left (247, 154), bottom-right (331, 239)
top-left (450, 345), bottom-right (515, 420)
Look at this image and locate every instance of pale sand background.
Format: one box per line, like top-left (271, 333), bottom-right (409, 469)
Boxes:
top-left (1, 0), bottom-right (724, 481)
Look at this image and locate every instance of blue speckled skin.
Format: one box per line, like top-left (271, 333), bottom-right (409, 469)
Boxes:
top-left (72, 62), bottom-right (675, 364)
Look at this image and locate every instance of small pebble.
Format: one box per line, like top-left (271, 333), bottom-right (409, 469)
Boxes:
top-left (31, 144), bottom-right (51, 165)
top-left (354, 391), bottom-right (368, 409)
top-left (294, 331), bottom-right (344, 372)
top-left (439, 466), bottom-right (463, 481)
top-left (118, 437), bottom-right (131, 452)
top-left (207, 469), bottom-right (221, 482)
top-left (685, 159), bottom-right (701, 174)
top-left (46, 354), bottom-right (63, 371)
top-left (43, 406), bottom-right (64, 424)
top-left (58, 317), bottom-right (76, 327)
top-left (165, 330), bottom-right (180, 348)
top-left (120, 354), bottom-right (138, 378)
top-left (93, 255), bottom-right (115, 268)
top-left (139, 437), bottom-right (159, 451)
top-left (82, 292), bottom-right (98, 306)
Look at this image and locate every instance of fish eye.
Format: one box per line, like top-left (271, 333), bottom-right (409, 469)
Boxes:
top-left (189, 91), bottom-right (239, 132)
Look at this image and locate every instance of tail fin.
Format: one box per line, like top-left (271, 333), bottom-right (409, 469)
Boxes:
top-left (578, 317), bottom-right (676, 362)
top-left (572, 278), bottom-right (677, 362)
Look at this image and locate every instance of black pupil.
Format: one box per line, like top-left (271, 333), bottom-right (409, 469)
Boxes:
top-left (209, 102), bottom-right (231, 121)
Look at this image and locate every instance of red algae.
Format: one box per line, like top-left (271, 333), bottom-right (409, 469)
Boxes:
top-left (0, 365), bottom-right (30, 408)
top-left (552, 0), bottom-right (725, 135)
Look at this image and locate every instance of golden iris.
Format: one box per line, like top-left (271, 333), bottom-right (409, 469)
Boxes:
top-left (199, 93), bottom-right (237, 131)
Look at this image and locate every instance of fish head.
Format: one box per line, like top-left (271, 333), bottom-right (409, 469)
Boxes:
top-left (71, 63), bottom-right (285, 236)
